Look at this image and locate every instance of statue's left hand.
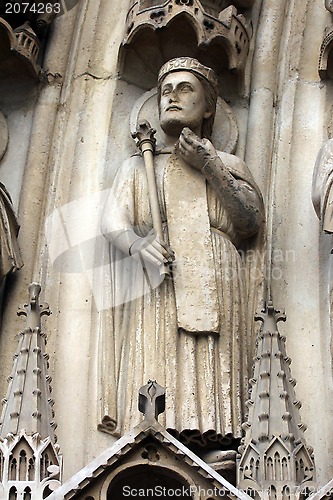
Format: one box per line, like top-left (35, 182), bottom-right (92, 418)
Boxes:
top-left (177, 127), bottom-right (217, 171)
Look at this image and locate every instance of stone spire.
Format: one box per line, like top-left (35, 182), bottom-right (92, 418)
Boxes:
top-left (237, 301), bottom-right (316, 499)
top-left (0, 283), bottom-right (61, 499)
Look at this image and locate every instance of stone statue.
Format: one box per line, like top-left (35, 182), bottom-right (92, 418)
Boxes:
top-left (312, 141), bottom-right (333, 366)
top-left (0, 184), bottom-right (23, 286)
top-left (0, 112), bottom-right (23, 299)
top-left (312, 139), bottom-right (333, 233)
top-left (101, 58), bottom-right (264, 456)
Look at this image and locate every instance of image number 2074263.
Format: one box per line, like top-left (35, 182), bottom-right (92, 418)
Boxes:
top-left (1, 0), bottom-right (80, 17)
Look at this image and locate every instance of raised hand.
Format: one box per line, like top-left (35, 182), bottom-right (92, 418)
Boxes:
top-left (177, 127), bottom-right (217, 171)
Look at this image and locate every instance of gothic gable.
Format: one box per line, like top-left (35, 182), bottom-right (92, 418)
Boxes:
top-left (48, 420), bottom-right (252, 500)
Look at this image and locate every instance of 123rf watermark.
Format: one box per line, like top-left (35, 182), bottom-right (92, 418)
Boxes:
top-left (2, 0), bottom-right (79, 17)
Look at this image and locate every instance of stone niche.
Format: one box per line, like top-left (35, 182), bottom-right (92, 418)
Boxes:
top-left (119, 0), bottom-right (256, 92)
top-left (0, 18), bottom-right (40, 81)
top-left (0, 0), bottom-right (56, 89)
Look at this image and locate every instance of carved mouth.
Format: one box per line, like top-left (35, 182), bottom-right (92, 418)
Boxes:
top-left (166, 105), bottom-right (182, 111)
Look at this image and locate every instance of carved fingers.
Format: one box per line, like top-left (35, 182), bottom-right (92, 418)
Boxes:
top-left (178, 127), bottom-right (216, 171)
top-left (130, 229), bottom-right (174, 268)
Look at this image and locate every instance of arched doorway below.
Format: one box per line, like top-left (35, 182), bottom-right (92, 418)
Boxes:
top-left (107, 464), bottom-right (193, 499)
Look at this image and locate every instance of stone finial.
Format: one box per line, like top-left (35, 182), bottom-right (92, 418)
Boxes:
top-left (0, 284), bottom-right (61, 498)
top-left (132, 120), bottom-right (156, 154)
top-left (1, 283), bottom-right (54, 439)
top-left (139, 380), bottom-right (166, 423)
top-left (237, 301), bottom-right (316, 498)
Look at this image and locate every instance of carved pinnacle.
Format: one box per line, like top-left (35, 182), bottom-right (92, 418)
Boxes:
top-left (17, 283), bottom-right (51, 330)
top-left (132, 120), bottom-right (156, 155)
top-left (139, 380), bottom-right (165, 423)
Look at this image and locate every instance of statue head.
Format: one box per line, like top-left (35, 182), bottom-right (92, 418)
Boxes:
top-left (157, 57), bottom-right (219, 139)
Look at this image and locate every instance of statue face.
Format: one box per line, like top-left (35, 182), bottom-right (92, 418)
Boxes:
top-left (159, 71), bottom-right (212, 137)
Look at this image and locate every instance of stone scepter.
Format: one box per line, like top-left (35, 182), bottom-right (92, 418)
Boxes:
top-left (132, 119), bottom-right (171, 276)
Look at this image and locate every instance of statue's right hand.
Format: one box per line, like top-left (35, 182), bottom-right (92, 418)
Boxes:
top-left (129, 229), bottom-right (174, 268)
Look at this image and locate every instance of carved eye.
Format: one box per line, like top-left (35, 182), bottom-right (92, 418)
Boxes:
top-left (162, 88), bottom-right (171, 96)
top-left (180, 84), bottom-right (192, 92)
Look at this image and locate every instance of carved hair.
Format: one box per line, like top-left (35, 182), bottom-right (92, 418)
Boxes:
top-left (193, 73), bottom-right (217, 139)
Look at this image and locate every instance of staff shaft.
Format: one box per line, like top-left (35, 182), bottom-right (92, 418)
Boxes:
top-left (132, 120), bottom-right (170, 277)
top-left (142, 144), bottom-right (164, 240)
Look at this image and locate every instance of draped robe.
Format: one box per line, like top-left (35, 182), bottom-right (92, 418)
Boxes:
top-left (0, 183), bottom-right (23, 284)
top-left (100, 148), bottom-right (264, 448)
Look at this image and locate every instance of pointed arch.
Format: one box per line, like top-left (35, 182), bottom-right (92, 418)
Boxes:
top-left (249, 456), bottom-right (255, 477)
top-left (269, 485), bottom-right (277, 500)
top-left (40, 443), bottom-right (59, 480)
top-left (9, 486), bottom-right (17, 500)
top-left (19, 449), bottom-right (27, 481)
top-left (281, 456), bottom-right (289, 481)
top-left (23, 487), bottom-right (32, 500)
top-left (274, 451), bottom-right (281, 480)
top-left (266, 456), bottom-right (273, 481)
top-left (282, 485), bottom-right (290, 500)
top-left (296, 458), bottom-right (305, 483)
top-left (28, 456), bottom-right (35, 481)
top-left (9, 457), bottom-right (17, 481)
